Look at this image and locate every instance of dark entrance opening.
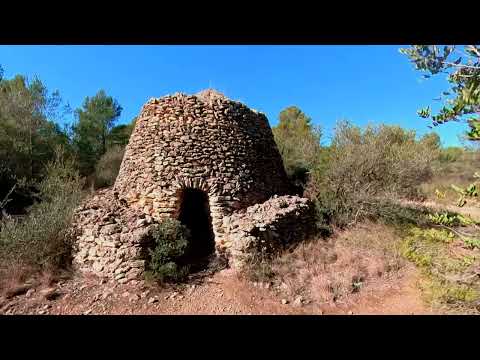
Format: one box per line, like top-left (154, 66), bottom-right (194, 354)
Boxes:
top-left (177, 188), bottom-right (215, 271)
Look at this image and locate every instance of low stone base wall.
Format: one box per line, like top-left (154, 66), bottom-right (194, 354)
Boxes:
top-left (71, 189), bottom-right (154, 283)
top-left (223, 195), bottom-right (316, 269)
top-left (71, 190), bottom-right (316, 282)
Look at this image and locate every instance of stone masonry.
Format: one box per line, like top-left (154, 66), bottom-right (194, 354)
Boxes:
top-left (225, 195), bottom-right (316, 269)
top-left (71, 90), bottom-right (315, 282)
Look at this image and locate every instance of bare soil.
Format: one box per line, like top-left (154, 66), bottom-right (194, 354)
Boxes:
top-left (2, 218), bottom-right (449, 315)
top-left (0, 263), bottom-right (434, 316)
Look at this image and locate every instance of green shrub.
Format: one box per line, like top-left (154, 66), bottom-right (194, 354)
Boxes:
top-left (0, 147), bottom-right (84, 276)
top-left (146, 218), bottom-right (191, 283)
top-left (400, 226), bottom-right (480, 312)
top-left (427, 212), bottom-right (476, 227)
top-left (463, 236), bottom-right (480, 250)
top-left (94, 145), bottom-right (125, 188)
top-left (272, 106), bottom-right (322, 193)
top-left (306, 121), bottom-right (437, 227)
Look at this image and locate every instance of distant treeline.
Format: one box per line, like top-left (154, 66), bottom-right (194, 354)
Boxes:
top-left (0, 65), bottom-right (472, 218)
top-left (0, 65), bottom-right (135, 215)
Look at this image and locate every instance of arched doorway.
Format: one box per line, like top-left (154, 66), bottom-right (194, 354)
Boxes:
top-left (176, 188), bottom-right (215, 270)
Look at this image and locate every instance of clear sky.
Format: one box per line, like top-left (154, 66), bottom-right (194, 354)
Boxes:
top-left (0, 45), bottom-right (467, 147)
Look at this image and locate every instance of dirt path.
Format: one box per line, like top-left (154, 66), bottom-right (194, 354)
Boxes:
top-left (345, 267), bottom-right (433, 315)
top-left (401, 199), bottom-right (480, 222)
top-left (0, 265), bottom-right (434, 315)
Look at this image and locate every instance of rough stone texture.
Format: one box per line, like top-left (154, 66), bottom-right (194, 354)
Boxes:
top-left (71, 189), bottom-right (154, 281)
top-left (71, 90), bottom-right (314, 281)
top-left (224, 195), bottom-right (316, 269)
top-left (114, 90), bottom-right (290, 235)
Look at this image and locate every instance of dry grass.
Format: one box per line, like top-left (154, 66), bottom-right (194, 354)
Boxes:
top-left (307, 122), bottom-right (437, 227)
top-left (94, 145), bottom-right (125, 189)
top-left (0, 262), bottom-right (34, 299)
top-left (422, 150), bottom-right (480, 205)
top-left (267, 221), bottom-right (406, 305)
top-left (0, 151), bottom-right (83, 292)
top-left (0, 261), bottom-right (65, 300)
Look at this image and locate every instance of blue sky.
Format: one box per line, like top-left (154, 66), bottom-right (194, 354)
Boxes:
top-left (0, 45), bottom-right (467, 147)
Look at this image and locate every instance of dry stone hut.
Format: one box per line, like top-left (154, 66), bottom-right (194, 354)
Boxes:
top-left (72, 90), bottom-right (315, 283)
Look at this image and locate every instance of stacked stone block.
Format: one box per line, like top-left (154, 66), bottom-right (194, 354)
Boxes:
top-left (71, 90), bottom-right (315, 281)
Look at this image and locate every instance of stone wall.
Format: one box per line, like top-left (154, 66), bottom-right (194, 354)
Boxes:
top-left (72, 191), bottom-right (316, 280)
top-left (71, 189), bottom-right (155, 283)
top-left (113, 90), bottom-right (290, 251)
top-left (223, 195), bottom-right (316, 269)
top-left (71, 90), bottom-right (315, 282)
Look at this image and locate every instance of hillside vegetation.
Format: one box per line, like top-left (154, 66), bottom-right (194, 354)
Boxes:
top-left (269, 109), bottom-right (480, 314)
top-left (1, 51), bottom-right (480, 314)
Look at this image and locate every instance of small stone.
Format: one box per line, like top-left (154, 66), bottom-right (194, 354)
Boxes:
top-left (92, 262), bottom-right (104, 272)
top-left (130, 260), bottom-right (145, 268)
top-left (40, 288), bottom-right (60, 301)
top-left (88, 247), bottom-right (97, 257)
top-left (129, 294), bottom-right (140, 302)
top-left (38, 310), bottom-right (46, 315)
top-left (122, 291), bottom-right (130, 298)
top-left (25, 288), bottom-right (36, 298)
top-left (83, 309), bottom-right (93, 315)
top-left (348, 310), bottom-right (354, 315)
top-left (281, 299), bottom-right (288, 305)
top-left (293, 296), bottom-right (303, 307)
top-left (148, 297), bottom-right (158, 304)
top-left (101, 224), bottom-right (121, 235)
top-left (136, 219), bottom-right (147, 227)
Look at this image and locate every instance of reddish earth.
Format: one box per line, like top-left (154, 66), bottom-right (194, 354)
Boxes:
top-left (0, 265), bottom-right (435, 315)
top-left (346, 268), bottom-right (433, 315)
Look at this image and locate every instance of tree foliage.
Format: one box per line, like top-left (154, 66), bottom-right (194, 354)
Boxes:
top-left (401, 46), bottom-right (480, 207)
top-left (272, 106), bottom-right (322, 192)
top-left (400, 45), bottom-right (480, 140)
top-left (107, 118), bottom-right (135, 148)
top-left (0, 146), bottom-right (84, 276)
top-left (0, 67), bottom-right (133, 215)
top-left (72, 90), bottom-right (123, 175)
top-left (0, 72), bottom-right (71, 213)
